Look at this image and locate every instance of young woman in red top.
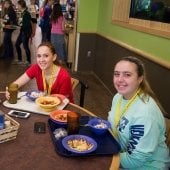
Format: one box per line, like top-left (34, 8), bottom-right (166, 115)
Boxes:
top-left (6, 42), bottom-right (74, 102)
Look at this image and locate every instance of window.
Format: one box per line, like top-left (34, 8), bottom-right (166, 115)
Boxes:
top-left (112, 0), bottom-right (170, 38)
top-left (130, 0), bottom-right (170, 24)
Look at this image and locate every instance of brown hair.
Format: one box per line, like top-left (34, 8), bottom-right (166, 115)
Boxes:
top-left (17, 0), bottom-right (26, 8)
top-left (37, 42), bottom-right (60, 65)
top-left (4, 0), bottom-right (12, 5)
top-left (115, 56), bottom-right (166, 113)
top-left (37, 41), bottom-right (70, 68)
top-left (51, 3), bottom-right (63, 23)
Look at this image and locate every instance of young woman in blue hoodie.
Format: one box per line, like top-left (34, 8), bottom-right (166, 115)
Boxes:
top-left (108, 56), bottom-right (170, 169)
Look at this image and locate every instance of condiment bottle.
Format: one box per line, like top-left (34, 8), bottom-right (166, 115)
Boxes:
top-left (67, 111), bottom-right (80, 134)
top-left (0, 110), bottom-right (5, 130)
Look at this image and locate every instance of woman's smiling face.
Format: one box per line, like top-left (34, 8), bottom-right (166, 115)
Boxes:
top-left (36, 46), bottom-right (56, 71)
top-left (113, 60), bottom-right (143, 99)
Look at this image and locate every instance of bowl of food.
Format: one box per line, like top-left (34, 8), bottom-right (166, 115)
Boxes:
top-left (88, 118), bottom-right (111, 135)
top-left (50, 110), bottom-right (68, 128)
top-left (62, 134), bottom-right (97, 154)
top-left (35, 96), bottom-right (61, 112)
top-left (26, 90), bottom-right (44, 101)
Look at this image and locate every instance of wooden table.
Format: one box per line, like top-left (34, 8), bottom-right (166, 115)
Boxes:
top-left (0, 96), bottom-right (120, 170)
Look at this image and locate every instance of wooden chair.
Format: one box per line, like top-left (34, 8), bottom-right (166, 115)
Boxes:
top-left (109, 154), bottom-right (120, 170)
top-left (71, 77), bottom-right (79, 90)
top-left (165, 116), bottom-right (170, 148)
top-left (71, 77), bottom-right (88, 107)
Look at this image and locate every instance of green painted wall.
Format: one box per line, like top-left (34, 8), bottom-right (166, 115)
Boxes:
top-left (77, 0), bottom-right (99, 32)
top-left (77, 0), bottom-right (170, 64)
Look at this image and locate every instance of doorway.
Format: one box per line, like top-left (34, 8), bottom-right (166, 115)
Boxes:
top-left (58, 0), bottom-right (78, 71)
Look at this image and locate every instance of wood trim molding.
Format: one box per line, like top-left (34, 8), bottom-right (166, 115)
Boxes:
top-left (112, 20), bottom-right (170, 39)
top-left (69, 102), bottom-right (98, 117)
top-left (97, 33), bottom-right (170, 69)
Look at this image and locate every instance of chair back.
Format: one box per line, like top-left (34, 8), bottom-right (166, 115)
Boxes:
top-left (165, 117), bottom-right (170, 148)
top-left (71, 77), bottom-right (88, 107)
top-left (71, 78), bottom-right (79, 90)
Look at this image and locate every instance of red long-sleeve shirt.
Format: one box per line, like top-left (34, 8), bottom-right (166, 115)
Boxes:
top-left (26, 64), bottom-right (74, 102)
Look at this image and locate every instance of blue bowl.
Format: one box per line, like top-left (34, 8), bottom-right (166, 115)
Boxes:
top-left (88, 118), bottom-right (111, 135)
top-left (49, 110), bottom-right (68, 128)
top-left (26, 90), bottom-right (44, 101)
top-left (50, 118), bottom-right (67, 128)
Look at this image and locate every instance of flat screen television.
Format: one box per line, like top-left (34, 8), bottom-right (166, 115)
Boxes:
top-left (129, 0), bottom-right (170, 24)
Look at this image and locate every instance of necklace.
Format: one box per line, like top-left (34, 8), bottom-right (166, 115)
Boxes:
top-left (42, 64), bottom-right (56, 95)
top-left (113, 88), bottom-right (141, 137)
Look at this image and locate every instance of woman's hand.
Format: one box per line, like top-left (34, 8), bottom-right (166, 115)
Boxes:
top-left (5, 87), bottom-right (10, 100)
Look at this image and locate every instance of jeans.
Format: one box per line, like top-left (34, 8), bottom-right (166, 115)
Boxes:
top-left (15, 31), bottom-right (31, 63)
top-left (51, 34), bottom-right (67, 62)
top-left (40, 18), bottom-right (51, 42)
top-left (2, 31), bottom-right (13, 58)
top-left (42, 30), bottom-right (51, 42)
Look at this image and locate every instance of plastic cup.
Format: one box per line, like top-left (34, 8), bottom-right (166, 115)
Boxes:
top-left (67, 111), bottom-right (80, 135)
top-left (8, 83), bottom-right (18, 104)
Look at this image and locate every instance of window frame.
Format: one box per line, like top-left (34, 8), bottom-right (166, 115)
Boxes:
top-left (112, 0), bottom-right (170, 39)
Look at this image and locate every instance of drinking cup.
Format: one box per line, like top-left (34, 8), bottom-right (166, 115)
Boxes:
top-left (67, 111), bottom-right (80, 135)
top-left (8, 83), bottom-right (18, 104)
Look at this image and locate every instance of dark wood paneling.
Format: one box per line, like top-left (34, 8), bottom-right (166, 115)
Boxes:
top-left (77, 33), bottom-right (96, 71)
top-left (78, 33), bottom-right (170, 114)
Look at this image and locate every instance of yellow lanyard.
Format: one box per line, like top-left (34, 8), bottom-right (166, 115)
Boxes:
top-left (113, 88), bottom-right (141, 137)
top-left (42, 64), bottom-right (56, 95)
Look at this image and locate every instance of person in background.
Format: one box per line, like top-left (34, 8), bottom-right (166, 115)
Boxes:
top-left (15, 0), bottom-right (32, 66)
top-left (28, 0), bottom-right (41, 57)
top-left (0, 0), bottom-right (17, 59)
top-left (39, 0), bottom-right (53, 42)
top-left (108, 56), bottom-right (170, 169)
top-left (28, 0), bottom-right (39, 38)
top-left (6, 42), bottom-right (73, 102)
top-left (51, 3), bottom-right (67, 64)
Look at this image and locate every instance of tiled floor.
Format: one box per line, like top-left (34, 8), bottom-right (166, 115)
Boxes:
top-left (0, 28), bottom-right (113, 119)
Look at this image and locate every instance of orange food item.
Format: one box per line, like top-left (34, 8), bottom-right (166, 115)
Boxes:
top-left (40, 100), bottom-right (56, 105)
top-left (55, 113), bottom-right (67, 122)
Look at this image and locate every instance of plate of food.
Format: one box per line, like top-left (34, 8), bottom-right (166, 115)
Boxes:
top-left (50, 94), bottom-right (66, 101)
top-left (62, 135), bottom-right (97, 154)
top-left (26, 90), bottom-right (44, 101)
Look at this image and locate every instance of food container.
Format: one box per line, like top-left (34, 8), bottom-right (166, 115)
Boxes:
top-left (50, 110), bottom-right (68, 128)
top-left (0, 111), bottom-right (4, 130)
top-left (26, 90), bottom-right (44, 101)
top-left (88, 118), bottom-right (111, 135)
top-left (0, 114), bottom-right (20, 143)
top-left (35, 96), bottom-right (61, 112)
